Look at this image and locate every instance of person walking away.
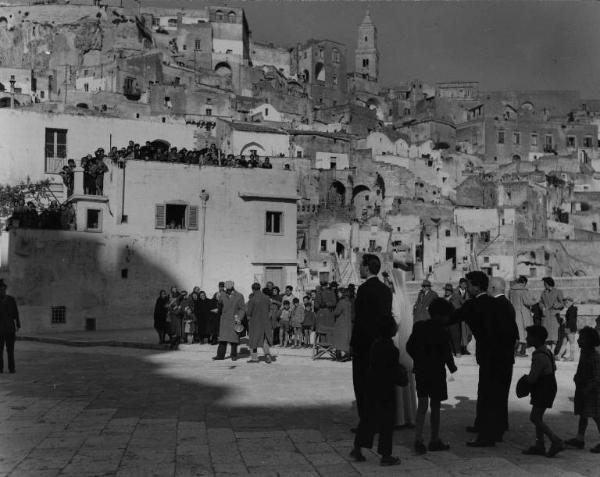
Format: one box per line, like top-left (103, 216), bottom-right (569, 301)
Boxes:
top-left (0, 279), bottom-right (20, 373)
top-left (213, 281), bottom-right (245, 361)
top-left (333, 288), bottom-right (352, 361)
top-left (246, 283), bottom-right (274, 363)
top-left (349, 254), bottom-right (397, 465)
top-left (290, 297), bottom-right (304, 348)
top-left (557, 298), bottom-right (578, 362)
top-left (153, 290), bottom-right (169, 344)
top-left (521, 325), bottom-right (565, 457)
top-left (489, 276), bottom-right (519, 444)
top-left (444, 283), bottom-right (461, 356)
top-left (539, 277), bottom-right (564, 353)
top-left (449, 271), bottom-right (501, 447)
top-left (509, 275), bottom-right (537, 357)
top-left (278, 300), bottom-right (292, 347)
top-left (350, 317), bottom-right (402, 466)
top-left (407, 298), bottom-right (457, 455)
top-left (413, 280), bottom-right (438, 323)
top-left (565, 327), bottom-right (600, 453)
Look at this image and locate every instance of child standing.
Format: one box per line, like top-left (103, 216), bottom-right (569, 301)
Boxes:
top-left (521, 325), bottom-right (564, 457)
top-left (182, 306), bottom-right (196, 344)
top-left (566, 327), bottom-right (600, 453)
top-left (278, 300), bottom-right (292, 347)
top-left (350, 317), bottom-right (401, 467)
top-left (406, 298), bottom-right (457, 454)
top-left (302, 302), bottom-right (316, 348)
top-left (290, 297), bottom-right (304, 348)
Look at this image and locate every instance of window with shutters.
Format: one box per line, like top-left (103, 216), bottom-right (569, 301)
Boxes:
top-left (45, 128), bottom-right (67, 173)
top-left (155, 203), bottom-right (198, 231)
top-left (265, 211), bottom-right (283, 234)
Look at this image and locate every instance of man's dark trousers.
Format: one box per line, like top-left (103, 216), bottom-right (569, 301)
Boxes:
top-left (216, 342), bottom-right (238, 359)
top-left (0, 333), bottom-right (16, 372)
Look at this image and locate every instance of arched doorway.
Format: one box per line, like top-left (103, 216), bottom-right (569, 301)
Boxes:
top-left (351, 185), bottom-right (371, 204)
top-left (328, 180), bottom-right (346, 206)
top-left (214, 62), bottom-right (232, 77)
top-left (0, 97), bottom-right (19, 108)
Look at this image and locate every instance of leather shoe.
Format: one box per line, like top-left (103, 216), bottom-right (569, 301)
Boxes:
top-left (466, 426), bottom-right (479, 433)
top-left (380, 456), bottom-right (401, 466)
top-left (212, 356), bottom-right (224, 360)
top-left (466, 440), bottom-right (495, 448)
top-left (349, 448), bottom-right (366, 462)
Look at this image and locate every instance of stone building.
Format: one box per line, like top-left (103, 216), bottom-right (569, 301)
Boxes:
top-left (347, 10), bottom-right (379, 96)
top-left (290, 39), bottom-right (347, 108)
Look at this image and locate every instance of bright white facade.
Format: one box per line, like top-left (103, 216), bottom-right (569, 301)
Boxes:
top-left (7, 161), bottom-right (298, 333)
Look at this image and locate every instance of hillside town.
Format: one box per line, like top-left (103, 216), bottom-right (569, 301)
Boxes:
top-left (1, 1), bottom-right (600, 332)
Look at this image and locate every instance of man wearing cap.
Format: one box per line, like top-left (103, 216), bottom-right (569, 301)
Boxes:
top-left (413, 279), bottom-right (438, 323)
top-left (0, 279), bottom-right (20, 373)
top-left (213, 281), bottom-right (245, 361)
top-left (539, 277), bottom-right (564, 353)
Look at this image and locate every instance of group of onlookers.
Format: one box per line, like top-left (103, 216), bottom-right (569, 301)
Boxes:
top-left (6, 198), bottom-right (75, 231)
top-left (153, 280), bottom-right (355, 362)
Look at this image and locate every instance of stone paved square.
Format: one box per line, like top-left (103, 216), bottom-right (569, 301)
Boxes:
top-left (0, 340), bottom-right (597, 476)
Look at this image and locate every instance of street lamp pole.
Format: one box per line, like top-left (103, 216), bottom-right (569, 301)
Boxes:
top-left (9, 75), bottom-right (16, 109)
top-left (199, 189), bottom-right (210, 289)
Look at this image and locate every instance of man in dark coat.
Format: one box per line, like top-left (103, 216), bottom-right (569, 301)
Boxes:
top-left (413, 279), bottom-right (438, 323)
top-left (213, 281), bottom-right (245, 361)
top-left (0, 279), bottom-right (20, 373)
top-left (449, 271), bottom-right (501, 447)
top-left (246, 283), bottom-right (274, 364)
top-left (487, 276), bottom-right (519, 443)
top-left (349, 254), bottom-right (400, 466)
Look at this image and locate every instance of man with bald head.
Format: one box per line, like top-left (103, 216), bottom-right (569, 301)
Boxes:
top-left (487, 276), bottom-right (519, 443)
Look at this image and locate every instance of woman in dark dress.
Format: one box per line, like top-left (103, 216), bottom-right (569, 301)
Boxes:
top-left (196, 291), bottom-right (216, 344)
top-left (153, 290), bottom-right (169, 344)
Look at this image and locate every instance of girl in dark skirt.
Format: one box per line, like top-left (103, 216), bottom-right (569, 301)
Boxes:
top-left (522, 325), bottom-right (564, 457)
top-left (565, 327), bottom-right (600, 453)
top-left (153, 290), bottom-right (169, 344)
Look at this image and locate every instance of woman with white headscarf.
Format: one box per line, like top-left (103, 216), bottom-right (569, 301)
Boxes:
top-left (389, 268), bottom-right (417, 427)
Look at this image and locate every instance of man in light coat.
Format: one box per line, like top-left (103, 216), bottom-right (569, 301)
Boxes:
top-left (509, 275), bottom-right (537, 357)
top-left (213, 281), bottom-right (245, 361)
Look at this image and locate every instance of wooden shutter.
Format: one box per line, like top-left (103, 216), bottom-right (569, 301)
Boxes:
top-left (187, 205), bottom-right (199, 230)
top-left (155, 204), bottom-right (166, 229)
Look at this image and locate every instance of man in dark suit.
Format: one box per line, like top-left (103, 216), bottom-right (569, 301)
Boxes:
top-left (487, 276), bottom-right (519, 442)
top-left (450, 271), bottom-right (500, 446)
top-left (0, 279), bottom-right (20, 374)
top-left (349, 254), bottom-right (400, 466)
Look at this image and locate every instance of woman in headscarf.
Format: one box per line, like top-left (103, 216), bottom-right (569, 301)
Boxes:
top-left (196, 291), bottom-right (217, 344)
top-left (153, 290), bottom-right (169, 344)
top-left (333, 288), bottom-right (352, 361)
top-left (389, 268), bottom-right (418, 427)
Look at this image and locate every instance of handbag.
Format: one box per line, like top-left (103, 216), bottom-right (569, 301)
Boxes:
top-left (516, 374), bottom-right (531, 398)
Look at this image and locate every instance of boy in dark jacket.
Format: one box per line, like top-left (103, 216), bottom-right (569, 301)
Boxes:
top-left (407, 298), bottom-right (457, 454)
top-left (350, 316), bottom-right (402, 467)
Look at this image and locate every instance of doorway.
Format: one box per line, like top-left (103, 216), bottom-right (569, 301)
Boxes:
top-left (445, 247), bottom-right (457, 270)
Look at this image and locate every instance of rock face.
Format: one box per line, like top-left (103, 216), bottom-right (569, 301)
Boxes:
top-left (0, 5), bottom-right (145, 70)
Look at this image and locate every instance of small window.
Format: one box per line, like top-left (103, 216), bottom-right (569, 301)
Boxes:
top-left (195, 39), bottom-right (201, 51)
top-left (182, 44), bottom-right (187, 51)
top-left (531, 133), bottom-right (538, 146)
top-left (567, 136), bottom-right (576, 148)
top-left (216, 10), bottom-right (224, 21)
top-left (266, 211), bottom-right (283, 234)
top-left (84, 83), bottom-right (89, 92)
top-left (369, 240), bottom-right (376, 250)
top-left (530, 267), bottom-right (537, 277)
top-left (484, 256), bottom-right (490, 263)
top-left (168, 18), bottom-right (177, 27)
top-left (545, 134), bottom-right (553, 147)
top-left (265, 108), bottom-right (269, 116)
top-left (121, 268), bottom-right (128, 279)
top-left (362, 58), bottom-right (369, 68)
top-left (497, 131), bottom-right (505, 144)
top-left (584, 136), bottom-right (593, 148)
top-left (86, 209), bottom-right (101, 232)
top-left (228, 11), bottom-right (236, 23)
top-left (396, 227), bottom-right (401, 232)
top-left (332, 74), bottom-right (338, 86)
top-left (593, 222), bottom-right (598, 232)
top-left (512, 131), bottom-right (520, 145)
top-left (51, 306), bottom-right (66, 324)
top-left (205, 108), bottom-right (212, 116)
top-left (296, 150), bottom-right (303, 158)
top-left (156, 204), bottom-right (198, 230)
top-left (445, 230), bottom-right (451, 237)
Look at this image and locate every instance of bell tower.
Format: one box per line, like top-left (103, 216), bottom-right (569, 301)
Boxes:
top-left (355, 10), bottom-right (378, 81)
